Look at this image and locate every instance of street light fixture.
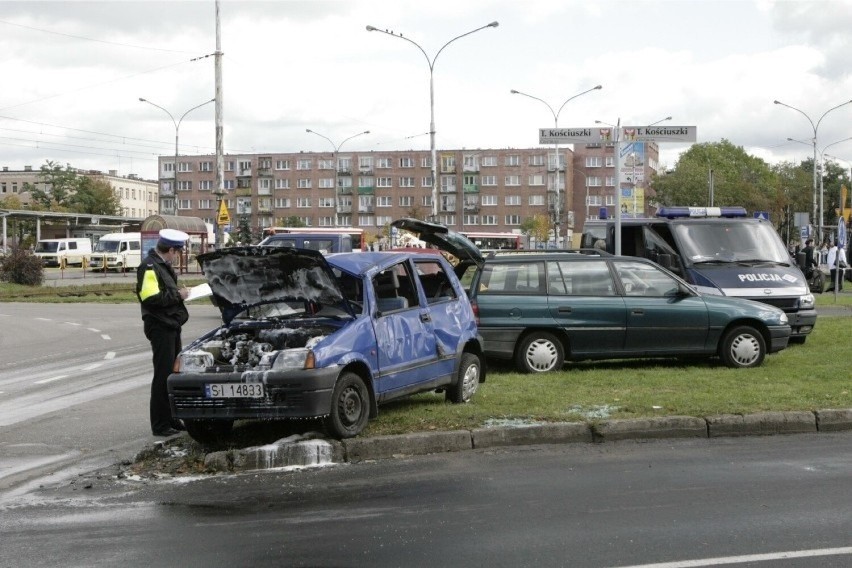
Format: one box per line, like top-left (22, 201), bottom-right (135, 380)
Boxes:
top-left (366, 21), bottom-right (499, 222)
top-left (139, 97), bottom-right (215, 217)
top-left (305, 128), bottom-right (370, 227)
top-left (510, 85), bottom-right (602, 248)
top-left (774, 98), bottom-right (852, 241)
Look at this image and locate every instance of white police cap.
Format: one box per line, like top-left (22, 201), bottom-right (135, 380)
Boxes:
top-left (158, 228), bottom-right (190, 248)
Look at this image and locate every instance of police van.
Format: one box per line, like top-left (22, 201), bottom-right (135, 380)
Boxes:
top-left (581, 206), bottom-right (816, 343)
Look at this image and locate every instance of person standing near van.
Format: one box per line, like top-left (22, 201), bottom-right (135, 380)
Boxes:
top-left (826, 242), bottom-right (844, 293)
top-left (136, 229), bottom-right (190, 436)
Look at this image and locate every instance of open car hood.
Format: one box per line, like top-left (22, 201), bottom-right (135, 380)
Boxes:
top-left (390, 218), bottom-right (484, 267)
top-left (198, 246), bottom-right (352, 324)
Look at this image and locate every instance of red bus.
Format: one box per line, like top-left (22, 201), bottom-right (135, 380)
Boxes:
top-left (261, 227), bottom-right (365, 251)
top-left (460, 231), bottom-right (523, 250)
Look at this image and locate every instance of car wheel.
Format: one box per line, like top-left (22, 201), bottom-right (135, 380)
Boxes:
top-left (324, 372), bottom-right (370, 439)
top-left (515, 332), bottom-right (564, 373)
top-left (184, 419), bottom-right (234, 445)
top-left (446, 352), bottom-right (481, 403)
top-left (720, 325), bottom-right (765, 368)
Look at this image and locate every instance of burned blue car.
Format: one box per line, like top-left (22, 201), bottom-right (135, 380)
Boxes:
top-left (168, 246), bottom-right (485, 442)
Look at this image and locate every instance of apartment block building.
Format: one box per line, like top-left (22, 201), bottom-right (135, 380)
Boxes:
top-left (0, 165), bottom-right (158, 219)
top-left (156, 143), bottom-right (660, 242)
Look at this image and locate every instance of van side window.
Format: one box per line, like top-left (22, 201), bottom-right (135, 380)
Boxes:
top-left (555, 260), bottom-right (615, 296)
top-left (478, 261), bottom-right (545, 294)
top-left (130, 241), bottom-right (141, 251)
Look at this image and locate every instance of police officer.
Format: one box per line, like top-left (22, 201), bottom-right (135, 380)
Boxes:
top-left (136, 229), bottom-right (190, 436)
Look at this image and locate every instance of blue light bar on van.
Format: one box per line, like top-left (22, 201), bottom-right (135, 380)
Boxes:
top-left (656, 206), bottom-right (747, 219)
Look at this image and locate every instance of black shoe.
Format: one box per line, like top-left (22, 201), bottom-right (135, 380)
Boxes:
top-left (171, 419), bottom-right (186, 431)
top-left (153, 427), bottom-right (181, 437)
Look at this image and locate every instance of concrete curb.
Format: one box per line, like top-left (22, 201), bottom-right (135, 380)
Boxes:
top-left (201, 409), bottom-right (852, 473)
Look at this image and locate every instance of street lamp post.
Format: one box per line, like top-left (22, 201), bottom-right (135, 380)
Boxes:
top-left (366, 21), bottom-right (499, 222)
top-left (774, 98), bottom-right (852, 241)
top-left (139, 97), bottom-right (215, 217)
top-left (510, 85), bottom-right (602, 248)
top-left (305, 129), bottom-right (370, 227)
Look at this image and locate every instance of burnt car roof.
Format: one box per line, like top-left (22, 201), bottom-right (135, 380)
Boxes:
top-left (198, 246), bottom-right (350, 323)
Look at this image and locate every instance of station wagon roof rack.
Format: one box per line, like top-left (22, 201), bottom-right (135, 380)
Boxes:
top-left (484, 248), bottom-right (612, 259)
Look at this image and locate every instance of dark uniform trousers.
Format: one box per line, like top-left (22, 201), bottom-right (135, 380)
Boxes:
top-left (144, 318), bottom-right (182, 433)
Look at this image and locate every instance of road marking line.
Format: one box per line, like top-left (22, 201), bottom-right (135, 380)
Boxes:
top-left (35, 375), bottom-right (69, 385)
top-left (64, 322), bottom-right (82, 326)
top-left (81, 363), bottom-right (101, 370)
top-left (104, 351), bottom-right (116, 360)
top-left (36, 318), bottom-right (52, 322)
top-left (101, 334), bottom-right (111, 341)
top-left (88, 328), bottom-right (100, 333)
top-left (612, 546), bottom-right (852, 568)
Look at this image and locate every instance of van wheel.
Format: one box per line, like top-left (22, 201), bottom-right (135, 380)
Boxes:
top-left (324, 372), bottom-right (369, 439)
top-left (516, 332), bottom-right (564, 373)
top-left (446, 353), bottom-right (481, 403)
top-left (184, 419), bottom-right (233, 445)
top-left (720, 325), bottom-right (765, 368)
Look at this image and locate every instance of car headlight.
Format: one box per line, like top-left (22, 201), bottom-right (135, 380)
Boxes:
top-left (178, 350), bottom-right (214, 372)
top-left (779, 312), bottom-right (789, 325)
top-left (271, 348), bottom-right (311, 371)
top-left (800, 293), bottom-right (815, 310)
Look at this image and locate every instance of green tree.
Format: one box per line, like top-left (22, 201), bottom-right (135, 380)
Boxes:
top-left (68, 177), bottom-right (122, 215)
top-left (521, 214), bottom-right (551, 247)
top-left (29, 160), bottom-right (79, 210)
top-left (653, 140), bottom-right (776, 215)
top-left (236, 215), bottom-right (253, 245)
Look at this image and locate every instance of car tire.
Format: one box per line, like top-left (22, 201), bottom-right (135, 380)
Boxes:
top-left (184, 419), bottom-right (234, 445)
top-left (324, 372), bottom-right (370, 439)
top-left (446, 352), bottom-right (481, 403)
top-left (719, 325), bottom-right (765, 368)
top-left (515, 332), bottom-right (564, 373)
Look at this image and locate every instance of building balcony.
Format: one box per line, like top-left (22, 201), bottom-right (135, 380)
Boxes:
top-left (440, 205), bottom-right (457, 213)
top-left (257, 187), bottom-right (272, 196)
top-left (358, 168), bottom-right (374, 176)
top-left (463, 184), bottom-right (479, 194)
top-left (339, 188), bottom-right (353, 195)
top-left (357, 186), bottom-right (375, 196)
top-left (160, 171), bottom-right (175, 180)
top-left (257, 207), bottom-right (273, 215)
top-left (462, 166), bottom-right (480, 173)
top-left (235, 188), bottom-right (252, 197)
top-left (257, 167), bottom-right (272, 177)
top-left (236, 168), bottom-right (252, 178)
top-left (337, 169), bottom-right (352, 176)
top-left (337, 205), bottom-right (352, 213)
top-left (358, 206), bottom-right (375, 213)
top-left (463, 203), bottom-right (480, 213)
top-left (439, 186), bottom-right (457, 194)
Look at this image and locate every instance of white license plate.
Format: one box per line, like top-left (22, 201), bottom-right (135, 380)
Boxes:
top-left (205, 383), bottom-right (264, 398)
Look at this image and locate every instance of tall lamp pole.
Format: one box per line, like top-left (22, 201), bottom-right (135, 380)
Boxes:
top-left (366, 21), bottom-right (499, 222)
top-left (139, 97), bottom-right (215, 217)
top-left (510, 85), bottom-right (602, 248)
top-left (774, 98), bottom-right (852, 242)
top-left (305, 129), bottom-right (370, 227)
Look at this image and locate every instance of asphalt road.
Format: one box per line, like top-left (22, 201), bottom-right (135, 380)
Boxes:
top-left (1, 434), bottom-right (851, 568)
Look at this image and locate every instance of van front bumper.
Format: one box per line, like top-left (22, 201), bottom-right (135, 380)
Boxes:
top-left (787, 308), bottom-right (817, 338)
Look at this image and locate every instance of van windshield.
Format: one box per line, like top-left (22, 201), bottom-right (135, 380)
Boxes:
top-left (94, 240), bottom-right (120, 252)
top-left (672, 222), bottom-right (790, 264)
top-left (35, 242), bottom-right (59, 253)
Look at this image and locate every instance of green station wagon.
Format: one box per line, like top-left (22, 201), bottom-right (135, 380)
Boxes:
top-left (391, 219), bottom-right (792, 373)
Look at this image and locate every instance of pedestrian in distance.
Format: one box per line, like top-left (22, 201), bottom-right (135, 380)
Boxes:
top-left (136, 229), bottom-right (191, 436)
top-left (826, 242), bottom-right (844, 293)
top-left (801, 239), bottom-right (818, 279)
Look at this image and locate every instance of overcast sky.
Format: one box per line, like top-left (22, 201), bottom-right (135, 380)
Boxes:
top-left (2, 0), bottom-right (852, 182)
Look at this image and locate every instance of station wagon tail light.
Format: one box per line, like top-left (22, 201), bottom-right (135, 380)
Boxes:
top-left (470, 299), bottom-right (480, 325)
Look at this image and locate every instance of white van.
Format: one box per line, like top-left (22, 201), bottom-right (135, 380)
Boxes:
top-left (34, 238), bottom-right (93, 267)
top-left (87, 232), bottom-right (142, 272)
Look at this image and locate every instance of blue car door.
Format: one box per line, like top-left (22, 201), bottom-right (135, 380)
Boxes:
top-left (372, 261), bottom-right (439, 395)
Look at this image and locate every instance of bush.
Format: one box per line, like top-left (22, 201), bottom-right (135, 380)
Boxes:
top-left (0, 245), bottom-right (44, 285)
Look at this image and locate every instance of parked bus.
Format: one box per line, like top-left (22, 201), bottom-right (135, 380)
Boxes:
top-left (461, 231), bottom-right (523, 251)
top-left (261, 227), bottom-right (365, 251)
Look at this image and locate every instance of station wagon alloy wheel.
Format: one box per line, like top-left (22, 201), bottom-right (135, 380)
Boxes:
top-left (720, 325), bottom-right (766, 368)
top-left (517, 332), bottom-right (564, 373)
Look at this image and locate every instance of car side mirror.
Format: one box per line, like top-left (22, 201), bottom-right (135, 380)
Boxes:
top-left (658, 253), bottom-right (673, 269)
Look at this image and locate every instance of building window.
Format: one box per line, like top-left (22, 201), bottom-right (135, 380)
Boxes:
top-left (199, 180), bottom-right (213, 190)
top-left (504, 175), bottom-right (520, 186)
top-left (177, 180), bottom-right (192, 190)
top-left (377, 177), bottom-right (392, 188)
top-left (297, 178), bottom-right (311, 189)
top-left (377, 158), bottom-right (392, 169)
top-left (319, 178), bottom-right (334, 189)
top-left (178, 162), bottom-right (191, 173)
top-left (359, 176), bottom-right (374, 188)
top-left (238, 160), bottom-right (252, 174)
top-left (529, 155), bottom-right (546, 166)
top-left (199, 161), bottom-right (212, 172)
top-left (399, 196), bottom-right (413, 207)
top-left (297, 197), bottom-right (312, 208)
top-left (376, 215), bottom-right (392, 226)
top-left (318, 197), bottom-right (334, 208)
top-left (505, 195), bottom-right (521, 206)
top-left (224, 180), bottom-right (235, 190)
top-left (529, 195), bottom-right (545, 206)
top-left (297, 159), bottom-right (312, 170)
top-left (225, 161), bottom-right (234, 171)
top-left (359, 156), bottom-right (373, 169)
top-left (528, 174), bottom-right (544, 186)
top-left (399, 176), bottom-right (415, 187)
top-left (199, 199), bottom-right (213, 209)
top-left (318, 216), bottom-right (335, 227)
top-left (400, 157), bottom-right (415, 168)
top-left (275, 179), bottom-right (290, 189)
top-left (481, 175), bottom-right (497, 186)
top-left (318, 159), bottom-right (334, 170)
top-left (481, 195), bottom-right (497, 206)
top-left (505, 155), bottom-right (520, 166)
top-left (258, 179), bottom-right (271, 190)
top-left (337, 157), bottom-right (352, 172)
top-left (421, 176), bottom-right (433, 188)
top-left (586, 156), bottom-right (603, 168)
top-left (275, 160), bottom-right (290, 170)
top-left (274, 197), bottom-right (291, 208)
top-left (481, 156), bottom-right (497, 167)
top-left (505, 215), bottom-right (521, 225)
top-left (482, 215), bottom-right (497, 225)
top-left (587, 194), bottom-right (602, 206)
top-left (177, 199), bottom-right (192, 210)
top-left (421, 156), bottom-right (433, 168)
top-left (376, 196), bottom-right (392, 207)
top-left (358, 216), bottom-right (375, 226)
top-left (606, 156), bottom-right (615, 167)
top-left (422, 195), bottom-right (433, 207)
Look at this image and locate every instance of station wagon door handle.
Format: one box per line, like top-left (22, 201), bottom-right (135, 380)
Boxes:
top-left (420, 312), bottom-right (431, 323)
top-left (631, 308), bottom-right (645, 315)
top-left (557, 306), bottom-right (573, 313)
